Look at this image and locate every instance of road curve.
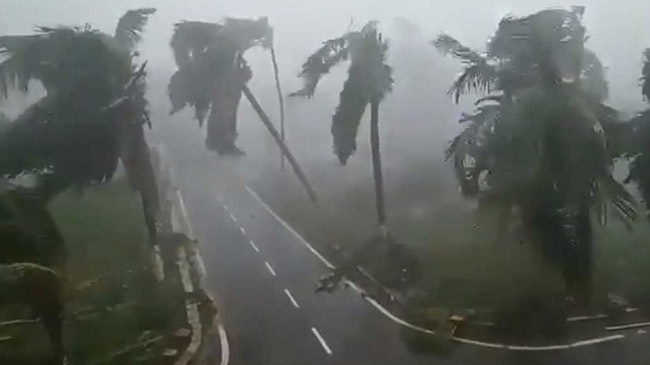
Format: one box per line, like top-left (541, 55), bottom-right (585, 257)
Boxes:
top-left (172, 167), bottom-right (650, 365)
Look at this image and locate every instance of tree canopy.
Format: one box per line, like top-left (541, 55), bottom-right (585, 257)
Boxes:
top-left (292, 22), bottom-right (393, 164)
top-left (434, 7), bottom-right (636, 300)
top-left (0, 9), bottom-right (158, 204)
top-left (168, 17), bottom-right (274, 154)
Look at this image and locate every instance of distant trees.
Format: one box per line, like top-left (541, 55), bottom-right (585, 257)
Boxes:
top-left (292, 22), bottom-right (393, 232)
top-left (434, 7), bottom-right (637, 303)
top-left (168, 17), bottom-right (316, 201)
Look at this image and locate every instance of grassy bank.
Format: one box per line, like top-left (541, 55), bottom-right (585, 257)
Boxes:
top-left (252, 163), bottom-right (650, 311)
top-left (0, 179), bottom-right (185, 364)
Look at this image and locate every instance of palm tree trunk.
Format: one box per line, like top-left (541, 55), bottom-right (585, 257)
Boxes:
top-left (241, 85), bottom-right (317, 203)
top-left (118, 121), bottom-right (160, 248)
top-left (370, 96), bottom-right (387, 234)
top-left (270, 45), bottom-right (286, 170)
top-left (563, 202), bottom-right (593, 304)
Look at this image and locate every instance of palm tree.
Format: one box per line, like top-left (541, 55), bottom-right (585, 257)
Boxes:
top-left (0, 8), bottom-right (160, 259)
top-left (168, 17), bottom-right (315, 201)
top-left (434, 7), bottom-right (637, 303)
top-left (292, 22), bottom-right (393, 232)
top-left (624, 49), bottom-right (650, 221)
top-left (0, 10), bottom-right (158, 363)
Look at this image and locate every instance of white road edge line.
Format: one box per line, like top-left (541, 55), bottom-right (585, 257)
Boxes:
top-left (284, 289), bottom-right (300, 308)
top-left (240, 227), bottom-right (247, 236)
top-left (265, 262), bottom-right (277, 276)
top-left (244, 185), bottom-right (629, 352)
top-left (249, 240), bottom-right (260, 253)
top-left (172, 186), bottom-right (228, 364)
top-left (218, 320), bottom-right (230, 365)
top-left (311, 328), bottom-right (333, 355)
top-left (245, 186), bottom-right (334, 270)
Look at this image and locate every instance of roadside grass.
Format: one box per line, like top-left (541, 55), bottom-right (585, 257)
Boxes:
top-left (0, 178), bottom-right (185, 365)
top-left (253, 164), bottom-right (650, 311)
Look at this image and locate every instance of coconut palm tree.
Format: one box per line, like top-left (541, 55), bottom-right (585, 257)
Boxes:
top-left (434, 7), bottom-right (637, 303)
top-left (292, 22), bottom-right (393, 232)
top-left (168, 17), bottom-right (315, 201)
top-left (0, 10), bottom-right (158, 363)
top-left (0, 8), bottom-right (160, 256)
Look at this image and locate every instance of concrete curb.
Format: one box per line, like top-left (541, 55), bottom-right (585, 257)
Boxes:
top-left (170, 204), bottom-right (202, 365)
top-left (153, 145), bottom-right (228, 365)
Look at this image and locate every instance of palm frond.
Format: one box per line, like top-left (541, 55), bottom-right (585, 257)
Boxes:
top-left (204, 59), bottom-right (250, 155)
top-left (168, 67), bottom-right (211, 122)
top-left (114, 8), bottom-right (156, 51)
top-left (222, 17), bottom-right (272, 51)
top-left (0, 49), bottom-right (32, 97)
top-left (600, 174), bottom-right (639, 226)
top-left (290, 36), bottom-right (350, 97)
top-left (331, 63), bottom-right (369, 164)
top-left (355, 24), bottom-right (393, 99)
top-left (0, 95), bottom-right (120, 186)
top-left (581, 49), bottom-right (608, 101)
top-left (170, 21), bottom-right (222, 68)
top-left (2, 27), bottom-right (131, 102)
top-left (0, 25), bottom-right (152, 191)
top-left (0, 35), bottom-right (39, 53)
top-left (433, 34), bottom-right (497, 103)
top-left (0, 34), bottom-right (44, 97)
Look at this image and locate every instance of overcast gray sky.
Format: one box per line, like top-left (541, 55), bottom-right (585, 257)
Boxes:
top-left (1, 0), bottom-right (647, 108)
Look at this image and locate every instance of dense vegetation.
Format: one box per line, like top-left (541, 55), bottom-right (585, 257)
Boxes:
top-left (434, 7), bottom-right (643, 304)
top-left (1, 4), bottom-right (650, 363)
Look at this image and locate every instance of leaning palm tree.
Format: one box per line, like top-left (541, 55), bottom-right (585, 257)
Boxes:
top-left (0, 8), bottom-right (160, 260)
top-left (434, 7), bottom-right (637, 303)
top-left (291, 22), bottom-right (393, 292)
top-left (0, 9), bottom-right (158, 363)
top-left (168, 17), bottom-right (315, 201)
top-left (292, 22), bottom-right (393, 232)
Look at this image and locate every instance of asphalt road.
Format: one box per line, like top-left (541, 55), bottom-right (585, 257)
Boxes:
top-left (175, 171), bottom-right (650, 365)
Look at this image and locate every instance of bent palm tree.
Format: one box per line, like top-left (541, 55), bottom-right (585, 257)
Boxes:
top-left (434, 7), bottom-right (636, 303)
top-left (292, 22), bottom-right (393, 230)
top-left (0, 8), bottom-right (159, 250)
top-left (168, 17), bottom-right (315, 201)
top-left (292, 22), bottom-right (393, 292)
top-left (0, 9), bottom-right (158, 363)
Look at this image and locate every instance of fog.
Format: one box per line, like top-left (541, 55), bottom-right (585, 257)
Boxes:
top-left (3, 0), bottom-right (649, 245)
top-left (3, 1), bottom-right (650, 363)
top-left (2, 0), bottom-right (647, 153)
top-left (2, 0), bottom-right (649, 226)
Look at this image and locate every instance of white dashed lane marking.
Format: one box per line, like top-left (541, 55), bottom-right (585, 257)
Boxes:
top-left (311, 328), bottom-right (333, 355)
top-left (240, 226), bottom-right (247, 235)
top-left (264, 262), bottom-right (277, 276)
top-left (229, 213), bottom-right (237, 223)
top-left (284, 289), bottom-right (300, 308)
top-left (249, 240), bottom-right (260, 253)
